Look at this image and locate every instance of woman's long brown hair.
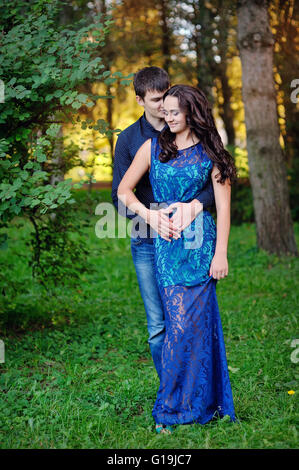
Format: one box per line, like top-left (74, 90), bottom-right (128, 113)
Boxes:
top-left (158, 84), bottom-right (238, 185)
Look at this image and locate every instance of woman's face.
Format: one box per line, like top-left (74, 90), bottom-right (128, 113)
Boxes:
top-left (163, 95), bottom-right (187, 133)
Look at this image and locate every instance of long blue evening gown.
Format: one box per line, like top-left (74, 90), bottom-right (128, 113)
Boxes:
top-left (149, 137), bottom-right (235, 426)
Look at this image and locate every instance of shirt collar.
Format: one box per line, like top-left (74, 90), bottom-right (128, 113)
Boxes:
top-left (140, 112), bottom-right (167, 134)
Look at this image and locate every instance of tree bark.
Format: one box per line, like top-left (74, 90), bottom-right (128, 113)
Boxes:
top-left (50, 122), bottom-right (64, 186)
top-left (159, 0), bottom-right (171, 74)
top-left (218, 62), bottom-right (236, 146)
top-left (96, 0), bottom-right (115, 162)
top-left (272, 0), bottom-right (299, 168)
top-left (237, 0), bottom-right (297, 256)
top-left (192, 0), bottom-right (215, 104)
top-left (216, 0), bottom-right (236, 147)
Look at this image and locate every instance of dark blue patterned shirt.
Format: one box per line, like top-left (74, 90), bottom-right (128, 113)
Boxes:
top-left (111, 113), bottom-right (215, 243)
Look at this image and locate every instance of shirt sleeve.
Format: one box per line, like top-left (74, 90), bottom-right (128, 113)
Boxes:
top-left (111, 132), bottom-right (136, 220)
top-left (192, 178), bottom-right (215, 209)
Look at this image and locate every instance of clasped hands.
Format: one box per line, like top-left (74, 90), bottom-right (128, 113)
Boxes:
top-left (147, 200), bottom-right (201, 242)
top-left (146, 200), bottom-right (228, 281)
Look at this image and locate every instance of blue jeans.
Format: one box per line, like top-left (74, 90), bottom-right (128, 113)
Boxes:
top-left (131, 237), bottom-right (165, 380)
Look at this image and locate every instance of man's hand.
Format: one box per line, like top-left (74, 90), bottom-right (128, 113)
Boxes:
top-left (160, 200), bottom-right (203, 234)
top-left (146, 209), bottom-right (179, 242)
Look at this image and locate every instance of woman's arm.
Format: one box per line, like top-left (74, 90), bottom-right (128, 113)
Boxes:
top-left (117, 139), bottom-right (151, 221)
top-left (117, 139), bottom-right (178, 241)
top-left (209, 164), bottom-right (231, 280)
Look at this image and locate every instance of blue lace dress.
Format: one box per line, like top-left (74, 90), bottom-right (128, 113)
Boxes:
top-left (149, 137), bottom-right (235, 426)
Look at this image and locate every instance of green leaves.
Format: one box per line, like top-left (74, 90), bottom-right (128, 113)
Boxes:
top-left (0, 0), bottom-right (120, 290)
top-left (77, 93), bottom-right (89, 104)
top-left (0, 183), bottom-right (17, 200)
top-left (34, 150), bottom-right (47, 163)
top-left (46, 124), bottom-right (61, 138)
top-left (14, 85), bottom-right (31, 100)
top-left (71, 101), bottom-right (83, 110)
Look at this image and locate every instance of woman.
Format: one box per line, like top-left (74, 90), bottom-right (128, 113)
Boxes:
top-left (118, 84), bottom-right (237, 434)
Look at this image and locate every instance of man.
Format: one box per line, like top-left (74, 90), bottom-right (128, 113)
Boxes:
top-left (111, 66), bottom-right (215, 380)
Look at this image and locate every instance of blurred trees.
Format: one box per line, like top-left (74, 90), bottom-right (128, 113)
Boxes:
top-left (1, 0), bottom-right (297, 258)
top-left (270, 0), bottom-right (299, 167)
top-left (70, 1), bottom-right (247, 160)
top-left (110, 0), bottom-right (298, 249)
top-left (270, 0), bottom-right (299, 222)
top-left (237, 0), bottom-right (297, 255)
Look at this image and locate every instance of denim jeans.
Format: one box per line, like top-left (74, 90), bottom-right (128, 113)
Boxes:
top-left (131, 237), bottom-right (165, 380)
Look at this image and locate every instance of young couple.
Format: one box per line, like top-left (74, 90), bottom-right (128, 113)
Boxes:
top-left (111, 67), bottom-right (237, 434)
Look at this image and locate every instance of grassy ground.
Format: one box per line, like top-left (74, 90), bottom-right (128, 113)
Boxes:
top-left (0, 191), bottom-right (298, 448)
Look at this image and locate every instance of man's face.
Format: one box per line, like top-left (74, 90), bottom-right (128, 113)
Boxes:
top-left (136, 89), bottom-right (168, 119)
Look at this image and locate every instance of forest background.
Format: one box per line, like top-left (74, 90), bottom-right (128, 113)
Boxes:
top-left (0, 0), bottom-right (298, 450)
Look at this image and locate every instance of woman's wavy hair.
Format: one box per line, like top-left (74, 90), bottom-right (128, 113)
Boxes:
top-left (159, 84), bottom-right (237, 185)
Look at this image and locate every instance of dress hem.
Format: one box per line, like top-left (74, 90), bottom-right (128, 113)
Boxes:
top-left (152, 409), bottom-right (236, 426)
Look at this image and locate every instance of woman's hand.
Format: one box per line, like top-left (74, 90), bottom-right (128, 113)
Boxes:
top-left (146, 209), bottom-right (179, 242)
top-left (209, 252), bottom-right (228, 280)
top-left (160, 200), bottom-right (203, 232)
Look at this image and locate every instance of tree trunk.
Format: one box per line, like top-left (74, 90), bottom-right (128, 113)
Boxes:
top-left (96, 0), bottom-right (114, 162)
top-left (192, 0), bottom-right (216, 105)
top-left (218, 63), bottom-right (236, 146)
top-left (50, 122), bottom-right (64, 186)
top-left (106, 82), bottom-right (114, 163)
top-left (272, 0), bottom-right (299, 168)
top-left (159, 0), bottom-right (171, 74)
top-left (237, 0), bottom-right (297, 256)
top-left (215, 0), bottom-right (236, 147)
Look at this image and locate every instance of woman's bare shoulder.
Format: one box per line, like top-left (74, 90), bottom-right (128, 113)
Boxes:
top-left (139, 138), bottom-right (151, 152)
top-left (136, 138), bottom-right (152, 169)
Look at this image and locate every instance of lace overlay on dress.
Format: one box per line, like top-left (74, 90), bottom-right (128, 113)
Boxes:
top-left (166, 144), bottom-right (207, 166)
top-left (149, 137), bottom-right (235, 425)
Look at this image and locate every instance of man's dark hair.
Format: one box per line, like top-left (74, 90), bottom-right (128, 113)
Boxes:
top-left (133, 66), bottom-right (170, 99)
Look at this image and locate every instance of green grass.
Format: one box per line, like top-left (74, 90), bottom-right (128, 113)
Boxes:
top-left (0, 191), bottom-right (298, 448)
